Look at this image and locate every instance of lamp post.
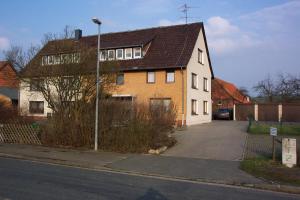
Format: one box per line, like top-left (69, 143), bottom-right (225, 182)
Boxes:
top-left (92, 17), bottom-right (101, 151)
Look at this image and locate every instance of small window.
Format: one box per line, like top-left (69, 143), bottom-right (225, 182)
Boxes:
top-left (133, 47), bottom-right (142, 58)
top-left (203, 101), bottom-right (208, 115)
top-left (198, 49), bottom-right (204, 64)
top-left (29, 101), bottom-right (44, 114)
top-left (166, 70), bottom-right (175, 83)
top-left (147, 72), bottom-right (155, 83)
top-left (192, 73), bottom-right (198, 89)
top-left (100, 50), bottom-right (107, 61)
top-left (30, 79), bottom-right (43, 91)
top-left (125, 48), bottom-right (132, 59)
top-left (47, 55), bottom-right (54, 65)
top-left (108, 50), bottom-right (115, 60)
top-left (73, 53), bottom-right (80, 63)
top-left (203, 77), bottom-right (208, 91)
top-left (116, 73), bottom-right (124, 85)
top-left (191, 99), bottom-right (198, 115)
top-left (54, 55), bottom-right (61, 65)
top-left (116, 49), bottom-right (124, 60)
top-left (150, 98), bottom-right (171, 111)
top-left (41, 56), bottom-right (48, 66)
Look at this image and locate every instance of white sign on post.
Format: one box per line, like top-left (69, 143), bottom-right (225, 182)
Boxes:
top-left (270, 127), bottom-right (277, 136)
top-left (282, 138), bottom-right (297, 168)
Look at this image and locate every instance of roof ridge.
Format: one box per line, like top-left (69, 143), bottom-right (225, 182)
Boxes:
top-left (82, 22), bottom-right (203, 39)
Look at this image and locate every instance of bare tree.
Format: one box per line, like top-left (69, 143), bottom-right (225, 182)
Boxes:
top-left (238, 86), bottom-right (249, 97)
top-left (276, 73), bottom-right (300, 102)
top-left (3, 25), bottom-right (76, 71)
top-left (253, 75), bottom-right (276, 102)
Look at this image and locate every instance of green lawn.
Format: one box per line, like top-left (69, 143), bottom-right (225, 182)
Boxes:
top-left (241, 158), bottom-right (300, 186)
top-left (248, 123), bottom-right (300, 136)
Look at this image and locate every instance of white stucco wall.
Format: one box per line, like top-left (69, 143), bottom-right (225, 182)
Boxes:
top-left (186, 28), bottom-right (212, 125)
top-left (19, 80), bottom-right (52, 117)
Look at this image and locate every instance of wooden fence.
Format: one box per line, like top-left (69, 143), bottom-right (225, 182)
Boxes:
top-left (234, 103), bottom-right (300, 122)
top-left (0, 123), bottom-right (41, 145)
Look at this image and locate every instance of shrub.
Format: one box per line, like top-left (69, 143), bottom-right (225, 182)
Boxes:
top-left (41, 99), bottom-right (177, 152)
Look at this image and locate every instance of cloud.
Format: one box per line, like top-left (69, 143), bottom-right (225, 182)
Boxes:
top-left (0, 37), bottom-right (10, 51)
top-left (158, 19), bottom-right (185, 26)
top-left (205, 16), bottom-right (260, 54)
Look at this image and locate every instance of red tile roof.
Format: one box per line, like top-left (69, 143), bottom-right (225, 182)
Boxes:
top-left (212, 78), bottom-right (249, 104)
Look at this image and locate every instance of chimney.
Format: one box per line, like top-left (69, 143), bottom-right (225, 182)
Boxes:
top-left (75, 29), bottom-right (82, 40)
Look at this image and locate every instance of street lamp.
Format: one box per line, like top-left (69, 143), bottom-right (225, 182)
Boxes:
top-left (92, 17), bottom-right (101, 151)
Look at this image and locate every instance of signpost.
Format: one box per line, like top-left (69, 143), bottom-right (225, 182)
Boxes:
top-left (282, 138), bottom-right (297, 168)
top-left (270, 127), bottom-right (277, 161)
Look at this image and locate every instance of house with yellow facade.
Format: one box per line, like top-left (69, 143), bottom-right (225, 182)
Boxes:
top-left (19, 22), bottom-right (214, 125)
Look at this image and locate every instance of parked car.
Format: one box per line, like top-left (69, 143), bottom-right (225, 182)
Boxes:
top-left (213, 108), bottom-right (233, 120)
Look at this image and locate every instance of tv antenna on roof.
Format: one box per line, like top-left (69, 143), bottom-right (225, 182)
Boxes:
top-left (179, 3), bottom-right (199, 24)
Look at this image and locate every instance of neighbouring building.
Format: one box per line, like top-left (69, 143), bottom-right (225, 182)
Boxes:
top-left (20, 22), bottom-right (214, 125)
top-left (0, 61), bottom-right (19, 108)
top-left (212, 77), bottom-right (250, 112)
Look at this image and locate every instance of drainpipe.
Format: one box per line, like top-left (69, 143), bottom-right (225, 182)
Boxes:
top-left (181, 66), bottom-right (184, 127)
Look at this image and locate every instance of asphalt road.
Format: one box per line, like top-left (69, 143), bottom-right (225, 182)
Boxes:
top-left (0, 157), bottom-right (299, 200)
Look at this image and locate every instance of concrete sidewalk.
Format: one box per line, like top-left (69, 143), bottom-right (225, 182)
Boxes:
top-left (0, 143), bottom-right (261, 185)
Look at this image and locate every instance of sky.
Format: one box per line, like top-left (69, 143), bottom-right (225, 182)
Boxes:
top-left (0, 0), bottom-right (299, 94)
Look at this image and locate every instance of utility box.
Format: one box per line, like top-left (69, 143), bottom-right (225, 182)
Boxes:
top-left (282, 138), bottom-right (297, 168)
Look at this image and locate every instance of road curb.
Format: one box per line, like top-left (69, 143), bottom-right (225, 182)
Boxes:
top-left (0, 152), bottom-right (300, 195)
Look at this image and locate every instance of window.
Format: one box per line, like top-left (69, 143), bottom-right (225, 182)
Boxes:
top-left (203, 101), bottom-right (208, 115)
top-left (47, 55), bottom-right (54, 65)
top-left (116, 73), bottom-right (124, 85)
top-left (116, 49), bottom-right (124, 60)
top-left (30, 79), bottom-right (43, 91)
top-left (125, 48), bottom-right (132, 59)
top-left (133, 47), bottom-right (142, 58)
top-left (192, 73), bottom-right (198, 89)
top-left (166, 70), bottom-right (175, 83)
top-left (191, 99), bottom-right (198, 115)
top-left (150, 98), bottom-right (171, 111)
top-left (100, 50), bottom-right (107, 61)
top-left (54, 55), bottom-right (61, 65)
top-left (198, 49), bottom-right (204, 64)
top-left (42, 56), bottom-right (48, 66)
top-left (147, 71), bottom-right (155, 83)
top-left (29, 101), bottom-right (44, 114)
top-left (108, 50), bottom-right (115, 60)
top-left (203, 77), bottom-right (208, 91)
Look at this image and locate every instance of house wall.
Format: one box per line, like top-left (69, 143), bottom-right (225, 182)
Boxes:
top-left (0, 64), bottom-right (18, 88)
top-left (186, 28), bottom-right (212, 125)
top-left (19, 80), bottom-right (51, 117)
top-left (113, 69), bottom-right (187, 123)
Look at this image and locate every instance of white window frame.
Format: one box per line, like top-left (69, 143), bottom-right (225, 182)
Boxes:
top-left (100, 50), bottom-right (107, 61)
top-left (125, 48), bottom-right (132, 59)
top-left (166, 71), bottom-right (175, 83)
top-left (147, 71), bottom-right (155, 83)
top-left (203, 101), bottom-right (208, 115)
top-left (198, 48), bottom-right (204, 64)
top-left (133, 47), bottom-right (142, 59)
top-left (116, 49), bottom-right (124, 60)
top-left (203, 77), bottom-right (208, 92)
top-left (108, 50), bottom-right (115, 60)
top-left (192, 73), bottom-right (198, 89)
top-left (191, 99), bottom-right (198, 115)
top-left (47, 55), bottom-right (54, 65)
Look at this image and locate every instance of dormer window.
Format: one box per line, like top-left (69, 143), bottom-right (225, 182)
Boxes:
top-left (133, 47), bottom-right (142, 59)
top-left (100, 50), bottom-right (107, 61)
top-left (116, 49), bottom-right (124, 60)
top-left (125, 48), bottom-right (132, 59)
top-left (108, 50), bottom-right (115, 60)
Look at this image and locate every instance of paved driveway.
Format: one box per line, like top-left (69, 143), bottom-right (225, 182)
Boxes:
top-left (163, 121), bottom-right (248, 161)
